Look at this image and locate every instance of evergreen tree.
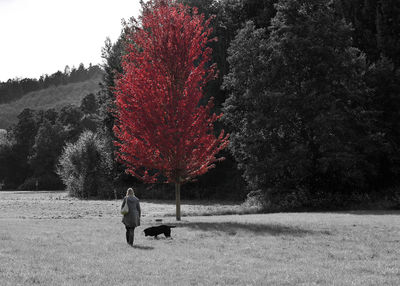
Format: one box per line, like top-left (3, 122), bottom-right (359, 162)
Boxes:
top-left (99, 36), bottom-right (126, 139)
top-left (99, 32), bottom-right (132, 187)
top-left (8, 109), bottom-right (39, 186)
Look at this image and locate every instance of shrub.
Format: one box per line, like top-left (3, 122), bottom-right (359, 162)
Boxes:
top-left (244, 188), bottom-right (309, 212)
top-left (57, 131), bottom-right (113, 199)
top-left (242, 190), bottom-right (267, 210)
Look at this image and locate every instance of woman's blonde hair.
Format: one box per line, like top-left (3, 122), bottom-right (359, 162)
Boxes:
top-left (126, 188), bottom-right (135, 197)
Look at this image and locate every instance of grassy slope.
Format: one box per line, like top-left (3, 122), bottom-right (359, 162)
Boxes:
top-left (0, 191), bottom-right (399, 286)
top-left (0, 77), bottom-right (102, 129)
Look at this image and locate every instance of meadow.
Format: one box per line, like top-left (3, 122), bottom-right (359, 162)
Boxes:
top-left (0, 191), bottom-right (399, 285)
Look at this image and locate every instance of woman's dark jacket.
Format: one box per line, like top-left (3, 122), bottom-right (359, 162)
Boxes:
top-left (121, 196), bottom-right (141, 227)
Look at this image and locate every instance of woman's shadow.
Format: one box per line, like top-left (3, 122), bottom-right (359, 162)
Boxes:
top-left (131, 244), bottom-right (154, 250)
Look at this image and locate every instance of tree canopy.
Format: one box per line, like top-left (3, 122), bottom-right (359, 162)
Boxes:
top-left (113, 0), bottom-right (229, 218)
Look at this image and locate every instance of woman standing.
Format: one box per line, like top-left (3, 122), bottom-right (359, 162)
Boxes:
top-left (121, 188), bottom-right (141, 245)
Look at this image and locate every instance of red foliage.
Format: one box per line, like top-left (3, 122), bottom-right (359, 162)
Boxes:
top-left (113, 0), bottom-right (229, 184)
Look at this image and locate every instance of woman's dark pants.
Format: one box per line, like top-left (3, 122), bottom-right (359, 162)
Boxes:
top-left (125, 226), bottom-right (135, 245)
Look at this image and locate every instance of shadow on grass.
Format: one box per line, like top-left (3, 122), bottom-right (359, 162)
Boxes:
top-left (163, 208), bottom-right (262, 217)
top-left (338, 210), bottom-right (400, 215)
top-left (179, 222), bottom-right (328, 236)
top-left (4, 190), bottom-right (66, 194)
top-left (144, 199), bottom-right (239, 206)
top-left (132, 244), bottom-right (154, 250)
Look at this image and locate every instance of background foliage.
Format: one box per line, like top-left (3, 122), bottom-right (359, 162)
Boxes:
top-left (57, 131), bottom-right (113, 199)
top-left (1, 0), bottom-right (400, 207)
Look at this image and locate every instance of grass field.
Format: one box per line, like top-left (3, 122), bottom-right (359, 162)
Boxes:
top-left (0, 191), bottom-right (399, 285)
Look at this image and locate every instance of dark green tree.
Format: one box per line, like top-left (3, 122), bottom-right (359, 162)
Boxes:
top-left (13, 109), bottom-right (38, 155)
top-left (334, 0), bottom-right (400, 67)
top-left (334, 0), bottom-right (379, 62)
top-left (365, 57), bottom-right (400, 189)
top-left (99, 36), bottom-right (126, 139)
top-left (175, 0), bottom-right (279, 200)
top-left (28, 119), bottom-right (65, 189)
top-left (223, 0), bottom-right (371, 209)
top-left (334, 0), bottom-right (400, 194)
top-left (181, 0), bottom-right (278, 108)
top-left (80, 93), bottom-right (101, 132)
top-left (99, 25), bottom-right (143, 190)
top-left (58, 105), bottom-right (84, 143)
top-left (376, 0), bottom-right (400, 67)
top-left (41, 108), bottom-right (59, 125)
top-left (0, 136), bottom-right (17, 188)
top-left (8, 109), bottom-right (39, 186)
top-left (80, 93), bottom-right (98, 114)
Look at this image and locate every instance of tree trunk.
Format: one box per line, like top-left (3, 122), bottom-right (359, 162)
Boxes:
top-left (175, 181), bottom-right (181, 221)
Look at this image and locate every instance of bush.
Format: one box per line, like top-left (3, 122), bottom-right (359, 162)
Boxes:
top-left (244, 188), bottom-right (309, 212)
top-left (57, 131), bottom-right (113, 199)
top-left (242, 190), bottom-right (267, 209)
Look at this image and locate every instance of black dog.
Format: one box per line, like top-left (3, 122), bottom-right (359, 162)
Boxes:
top-left (143, 225), bottom-right (176, 238)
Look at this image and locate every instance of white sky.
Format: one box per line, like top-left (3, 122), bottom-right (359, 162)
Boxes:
top-left (0, 0), bottom-right (141, 81)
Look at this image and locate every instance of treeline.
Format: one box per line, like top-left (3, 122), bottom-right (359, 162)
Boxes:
top-left (0, 64), bottom-right (103, 104)
top-left (205, 0), bottom-right (400, 209)
top-left (0, 93), bottom-right (101, 190)
top-left (1, 0), bottom-right (399, 209)
top-left (93, 0), bottom-right (400, 206)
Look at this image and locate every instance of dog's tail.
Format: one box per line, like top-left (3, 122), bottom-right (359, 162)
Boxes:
top-left (168, 225), bottom-right (176, 228)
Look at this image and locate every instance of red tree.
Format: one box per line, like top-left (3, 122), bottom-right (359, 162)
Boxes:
top-left (113, 0), bottom-right (229, 220)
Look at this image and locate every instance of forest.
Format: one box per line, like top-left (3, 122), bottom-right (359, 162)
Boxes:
top-left (0, 0), bottom-right (399, 211)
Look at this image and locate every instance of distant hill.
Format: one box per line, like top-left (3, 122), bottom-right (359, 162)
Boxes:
top-left (0, 64), bottom-right (103, 104)
top-left (0, 76), bottom-right (102, 129)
